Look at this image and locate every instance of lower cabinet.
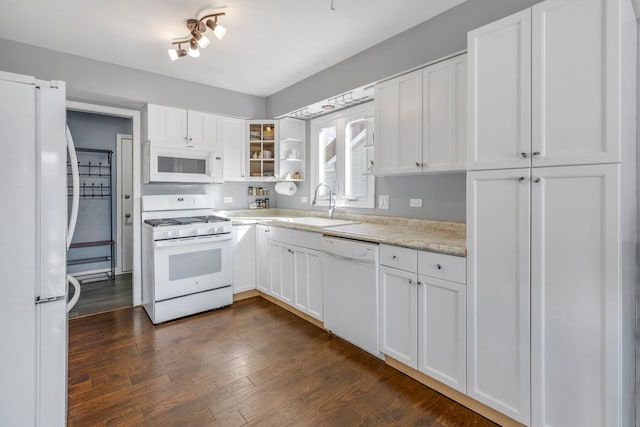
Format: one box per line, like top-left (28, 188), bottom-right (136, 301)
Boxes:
top-left (380, 244), bottom-right (467, 393)
top-left (269, 241), bottom-right (295, 304)
top-left (255, 224), bottom-right (271, 293)
top-left (231, 224), bottom-right (256, 294)
top-left (293, 248), bottom-right (323, 321)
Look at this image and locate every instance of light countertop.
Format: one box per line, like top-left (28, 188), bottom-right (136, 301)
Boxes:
top-left (219, 209), bottom-right (466, 257)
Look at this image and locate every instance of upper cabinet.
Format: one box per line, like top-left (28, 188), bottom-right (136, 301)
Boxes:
top-left (247, 120), bottom-right (277, 180)
top-left (144, 104), bottom-right (217, 151)
top-left (468, 0), bottom-right (624, 170)
top-left (220, 116), bottom-right (246, 181)
top-left (374, 54), bottom-right (467, 175)
top-left (278, 118), bottom-right (305, 182)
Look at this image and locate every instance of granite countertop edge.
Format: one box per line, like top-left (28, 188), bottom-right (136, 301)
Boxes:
top-left (220, 209), bottom-right (467, 257)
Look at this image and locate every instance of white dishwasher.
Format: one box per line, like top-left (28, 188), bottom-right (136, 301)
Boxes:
top-left (321, 236), bottom-right (381, 357)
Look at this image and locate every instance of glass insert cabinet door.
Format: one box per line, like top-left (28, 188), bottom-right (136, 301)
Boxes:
top-left (248, 122), bottom-right (276, 179)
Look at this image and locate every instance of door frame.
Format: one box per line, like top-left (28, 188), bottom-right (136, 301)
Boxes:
top-left (115, 133), bottom-right (132, 275)
top-left (67, 101), bottom-right (142, 306)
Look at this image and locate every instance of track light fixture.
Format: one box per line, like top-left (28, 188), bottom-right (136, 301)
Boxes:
top-left (168, 12), bottom-right (226, 61)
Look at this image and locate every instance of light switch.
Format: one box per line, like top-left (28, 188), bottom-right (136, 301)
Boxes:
top-left (224, 197), bottom-right (233, 204)
top-left (379, 195), bottom-right (389, 210)
top-left (410, 198), bottom-right (422, 208)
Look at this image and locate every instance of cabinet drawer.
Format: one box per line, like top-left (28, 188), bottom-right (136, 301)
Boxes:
top-left (418, 251), bottom-right (466, 284)
top-left (380, 244), bottom-right (417, 273)
top-left (268, 226), bottom-right (321, 250)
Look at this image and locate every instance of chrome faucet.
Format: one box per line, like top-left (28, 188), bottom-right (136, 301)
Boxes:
top-left (312, 183), bottom-right (336, 219)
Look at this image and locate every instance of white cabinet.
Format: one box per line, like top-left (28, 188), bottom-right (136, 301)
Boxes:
top-left (231, 224), bottom-right (256, 294)
top-left (278, 118), bottom-right (305, 182)
top-left (374, 69), bottom-right (423, 175)
top-left (380, 265), bottom-right (418, 368)
top-left (374, 55), bottom-right (467, 175)
top-left (248, 121), bottom-right (277, 180)
top-left (380, 245), bottom-right (467, 393)
top-left (221, 117), bottom-right (246, 181)
top-left (145, 104), bottom-right (188, 148)
top-left (530, 164), bottom-right (621, 427)
top-left (270, 241), bottom-right (295, 304)
top-left (422, 55), bottom-right (467, 171)
top-left (144, 104), bottom-right (218, 151)
top-left (468, 0), bottom-right (623, 170)
top-left (466, 169), bottom-right (531, 424)
top-left (467, 10), bottom-right (531, 171)
top-left (293, 248), bottom-right (323, 320)
top-left (255, 224), bottom-right (271, 293)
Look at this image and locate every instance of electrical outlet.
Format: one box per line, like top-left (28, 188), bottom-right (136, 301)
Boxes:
top-left (410, 198), bottom-right (423, 208)
top-left (224, 197), bottom-right (233, 204)
top-left (301, 196), bottom-right (308, 203)
top-left (379, 195), bottom-right (389, 210)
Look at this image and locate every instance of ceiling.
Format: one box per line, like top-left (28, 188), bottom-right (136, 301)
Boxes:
top-left (0, 0), bottom-right (468, 97)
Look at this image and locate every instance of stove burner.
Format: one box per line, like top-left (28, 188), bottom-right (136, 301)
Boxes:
top-left (144, 215), bottom-right (230, 227)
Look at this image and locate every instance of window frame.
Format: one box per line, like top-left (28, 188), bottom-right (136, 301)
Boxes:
top-left (309, 102), bottom-right (375, 209)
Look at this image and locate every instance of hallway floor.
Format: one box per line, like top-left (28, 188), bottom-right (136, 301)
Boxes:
top-left (68, 273), bottom-right (132, 318)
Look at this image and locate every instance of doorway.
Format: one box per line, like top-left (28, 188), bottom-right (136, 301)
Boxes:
top-left (66, 103), bottom-right (142, 317)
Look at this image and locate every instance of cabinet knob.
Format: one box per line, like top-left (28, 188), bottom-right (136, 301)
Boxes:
top-left (408, 279), bottom-right (414, 285)
top-left (532, 151), bottom-right (541, 158)
top-left (215, 157), bottom-right (222, 160)
top-left (125, 213), bottom-right (131, 218)
top-left (417, 281), bottom-right (422, 286)
top-left (415, 162), bottom-right (421, 168)
top-left (534, 177), bottom-right (541, 183)
top-left (436, 264), bottom-right (442, 270)
top-left (188, 137), bottom-right (193, 141)
top-left (519, 152), bottom-right (528, 159)
top-left (518, 177), bottom-right (526, 183)
top-left (392, 255), bottom-right (397, 260)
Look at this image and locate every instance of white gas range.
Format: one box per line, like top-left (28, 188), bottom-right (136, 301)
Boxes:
top-left (142, 194), bottom-right (232, 324)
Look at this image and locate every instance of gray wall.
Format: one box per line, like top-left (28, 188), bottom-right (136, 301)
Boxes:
top-left (66, 111), bottom-right (132, 273)
top-left (266, 0), bottom-right (542, 118)
top-left (0, 38), bottom-right (266, 119)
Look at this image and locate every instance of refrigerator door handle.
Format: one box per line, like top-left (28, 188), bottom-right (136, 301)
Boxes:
top-left (66, 275), bottom-right (80, 312)
top-left (66, 126), bottom-right (81, 312)
top-left (66, 126), bottom-right (79, 249)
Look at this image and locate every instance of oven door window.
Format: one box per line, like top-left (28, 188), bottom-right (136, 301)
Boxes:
top-left (169, 248), bottom-right (221, 280)
top-left (157, 156), bottom-right (207, 175)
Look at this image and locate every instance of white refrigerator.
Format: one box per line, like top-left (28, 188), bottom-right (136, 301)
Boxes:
top-left (0, 71), bottom-right (80, 426)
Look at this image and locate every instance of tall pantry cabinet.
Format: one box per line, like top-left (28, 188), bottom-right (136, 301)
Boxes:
top-left (466, 0), bottom-right (637, 426)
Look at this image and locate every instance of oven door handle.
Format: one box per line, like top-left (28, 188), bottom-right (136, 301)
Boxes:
top-left (154, 234), bottom-right (231, 248)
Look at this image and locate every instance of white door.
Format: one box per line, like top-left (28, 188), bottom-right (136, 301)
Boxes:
top-left (187, 110), bottom-right (218, 150)
top-left (221, 117), bottom-right (246, 180)
top-left (374, 69), bottom-right (423, 175)
top-left (467, 9), bottom-right (532, 170)
top-left (146, 104), bottom-right (187, 148)
top-left (417, 276), bottom-right (466, 393)
top-left (118, 135), bottom-right (133, 273)
top-left (380, 266), bottom-right (418, 369)
top-left (280, 245), bottom-right (295, 305)
top-left (294, 247), bottom-right (323, 321)
top-left (231, 224), bottom-right (256, 294)
top-left (255, 225), bottom-right (271, 294)
top-left (466, 168), bottom-right (531, 425)
top-left (531, 0), bottom-right (620, 167)
top-left (422, 60), bottom-right (452, 170)
top-left (531, 164), bottom-right (619, 427)
top-left (452, 55), bottom-right (467, 169)
top-left (269, 241), bottom-right (283, 298)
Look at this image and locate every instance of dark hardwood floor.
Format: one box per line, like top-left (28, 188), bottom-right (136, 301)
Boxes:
top-left (68, 297), bottom-right (497, 426)
top-left (68, 273), bottom-right (132, 318)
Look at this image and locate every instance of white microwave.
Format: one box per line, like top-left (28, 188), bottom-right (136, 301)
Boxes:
top-left (143, 141), bottom-right (222, 183)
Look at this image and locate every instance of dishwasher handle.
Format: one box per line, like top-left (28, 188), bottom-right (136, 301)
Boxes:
top-left (321, 250), bottom-right (376, 265)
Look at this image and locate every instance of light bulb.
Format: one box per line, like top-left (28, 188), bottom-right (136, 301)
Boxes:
top-left (191, 30), bottom-right (210, 48)
top-left (206, 19), bottom-right (227, 40)
top-left (188, 39), bottom-right (200, 57)
top-left (213, 24), bottom-right (227, 40)
top-left (168, 48), bottom-right (179, 61)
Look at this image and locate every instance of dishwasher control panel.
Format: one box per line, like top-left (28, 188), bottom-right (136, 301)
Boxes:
top-left (321, 237), bottom-right (378, 262)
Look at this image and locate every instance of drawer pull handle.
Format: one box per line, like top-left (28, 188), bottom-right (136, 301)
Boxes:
top-left (392, 255), bottom-right (397, 260)
top-left (436, 264), bottom-right (442, 270)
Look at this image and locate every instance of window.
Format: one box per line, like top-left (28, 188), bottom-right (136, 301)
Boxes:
top-left (310, 103), bottom-right (374, 208)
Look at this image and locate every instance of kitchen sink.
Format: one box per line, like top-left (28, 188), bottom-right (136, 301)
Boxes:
top-left (286, 217), bottom-right (358, 227)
